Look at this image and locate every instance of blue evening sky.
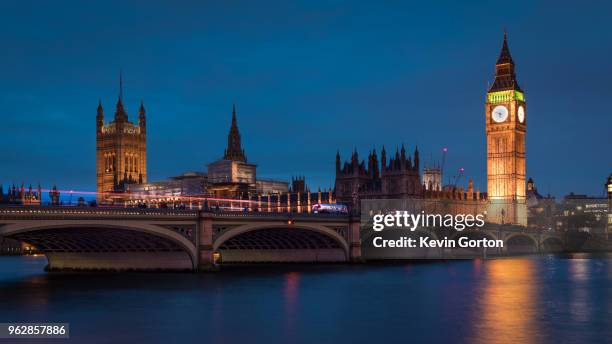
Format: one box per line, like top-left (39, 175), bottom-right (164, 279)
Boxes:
top-left (0, 0), bottom-right (610, 197)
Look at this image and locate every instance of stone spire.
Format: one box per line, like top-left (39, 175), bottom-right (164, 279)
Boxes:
top-left (496, 31), bottom-right (514, 65)
top-left (223, 104), bottom-right (246, 162)
top-left (97, 99), bottom-right (104, 130)
top-left (97, 99), bottom-right (104, 117)
top-left (371, 148), bottom-right (379, 178)
top-left (489, 31), bottom-right (521, 92)
top-left (115, 70), bottom-right (128, 122)
top-left (139, 99), bottom-right (145, 116)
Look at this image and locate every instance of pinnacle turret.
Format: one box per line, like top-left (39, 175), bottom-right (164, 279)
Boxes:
top-left (97, 99), bottom-right (104, 116)
top-left (138, 99), bottom-right (146, 129)
top-left (139, 100), bottom-right (145, 117)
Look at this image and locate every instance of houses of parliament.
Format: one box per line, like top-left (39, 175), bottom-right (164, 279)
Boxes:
top-left (334, 32), bottom-right (527, 225)
top-left (94, 33), bottom-right (528, 226)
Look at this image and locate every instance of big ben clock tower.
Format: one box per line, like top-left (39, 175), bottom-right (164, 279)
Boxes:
top-left (485, 32), bottom-right (527, 226)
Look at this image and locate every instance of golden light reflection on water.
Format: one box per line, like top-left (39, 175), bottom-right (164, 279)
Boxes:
top-left (568, 258), bottom-right (590, 323)
top-left (21, 255), bottom-right (50, 309)
top-left (472, 258), bottom-right (540, 344)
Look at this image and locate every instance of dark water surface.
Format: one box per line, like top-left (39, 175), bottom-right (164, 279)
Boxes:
top-left (0, 254), bottom-right (610, 344)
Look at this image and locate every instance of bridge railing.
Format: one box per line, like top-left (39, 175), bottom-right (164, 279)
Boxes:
top-left (0, 205), bottom-right (348, 220)
top-left (0, 205), bottom-right (199, 218)
top-left (210, 210), bottom-right (348, 219)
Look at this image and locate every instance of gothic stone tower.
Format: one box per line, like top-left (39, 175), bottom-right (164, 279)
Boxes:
top-left (485, 33), bottom-right (527, 226)
top-left (96, 75), bottom-right (147, 203)
top-left (224, 104), bottom-right (247, 162)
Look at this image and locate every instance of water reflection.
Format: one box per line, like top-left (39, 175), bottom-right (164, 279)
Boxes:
top-left (473, 258), bottom-right (483, 277)
top-left (0, 256), bottom-right (609, 343)
top-left (21, 275), bottom-right (50, 311)
top-left (11, 256), bottom-right (51, 311)
top-left (568, 258), bottom-right (590, 323)
top-left (471, 258), bottom-right (540, 344)
top-left (283, 271), bottom-right (301, 341)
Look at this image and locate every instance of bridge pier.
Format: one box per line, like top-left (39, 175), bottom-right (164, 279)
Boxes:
top-left (197, 212), bottom-right (215, 271)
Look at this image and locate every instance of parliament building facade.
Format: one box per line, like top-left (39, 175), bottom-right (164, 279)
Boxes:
top-left (94, 34), bottom-right (535, 225)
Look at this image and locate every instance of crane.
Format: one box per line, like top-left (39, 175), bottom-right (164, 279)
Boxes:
top-left (453, 167), bottom-right (465, 189)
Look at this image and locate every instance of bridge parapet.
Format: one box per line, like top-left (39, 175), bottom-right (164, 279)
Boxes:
top-left (0, 205), bottom-right (198, 220)
top-left (0, 205), bottom-right (349, 221)
top-left (210, 211), bottom-right (348, 221)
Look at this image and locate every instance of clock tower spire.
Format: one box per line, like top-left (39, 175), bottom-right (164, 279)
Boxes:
top-left (485, 32), bottom-right (527, 226)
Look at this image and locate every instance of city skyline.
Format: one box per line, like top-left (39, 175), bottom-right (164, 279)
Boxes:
top-left (1, 1), bottom-right (611, 197)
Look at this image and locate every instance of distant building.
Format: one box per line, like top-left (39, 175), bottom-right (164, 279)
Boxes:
top-left (290, 176), bottom-right (307, 193)
top-left (127, 172), bottom-right (208, 206)
top-left (207, 159), bottom-right (257, 197)
top-left (526, 178), bottom-right (556, 230)
top-left (49, 185), bottom-right (60, 206)
top-left (0, 184), bottom-right (43, 254)
top-left (557, 192), bottom-right (608, 233)
top-left (256, 179), bottom-right (289, 195)
top-left (0, 184), bottom-right (42, 205)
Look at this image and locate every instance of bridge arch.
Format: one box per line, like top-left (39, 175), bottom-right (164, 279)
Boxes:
top-left (0, 221), bottom-right (197, 271)
top-left (213, 223), bottom-right (349, 263)
top-left (504, 233), bottom-right (538, 254)
top-left (541, 236), bottom-right (564, 253)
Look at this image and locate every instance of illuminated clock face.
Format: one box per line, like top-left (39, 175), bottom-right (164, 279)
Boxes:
top-left (517, 106), bottom-right (525, 123)
top-left (491, 105), bottom-right (509, 123)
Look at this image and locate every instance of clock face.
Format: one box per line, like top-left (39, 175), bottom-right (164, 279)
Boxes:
top-left (491, 105), bottom-right (509, 123)
top-left (518, 106), bottom-right (525, 123)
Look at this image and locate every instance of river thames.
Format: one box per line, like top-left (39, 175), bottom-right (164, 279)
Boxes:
top-left (0, 254), bottom-right (610, 344)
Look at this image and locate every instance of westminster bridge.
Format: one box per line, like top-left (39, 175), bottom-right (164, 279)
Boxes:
top-left (0, 206), bottom-right (568, 271)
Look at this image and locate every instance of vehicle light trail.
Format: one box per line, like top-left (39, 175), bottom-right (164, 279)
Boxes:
top-left (39, 188), bottom-right (258, 204)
